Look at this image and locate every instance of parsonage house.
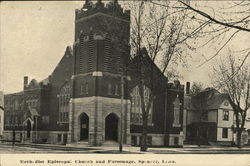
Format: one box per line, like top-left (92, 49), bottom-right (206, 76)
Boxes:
top-left (183, 87), bottom-right (249, 145)
top-left (3, 0), bottom-right (184, 147)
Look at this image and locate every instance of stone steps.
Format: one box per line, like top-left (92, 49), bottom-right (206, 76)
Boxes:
top-left (66, 141), bottom-right (90, 147)
top-left (102, 140), bottom-right (119, 147)
top-left (67, 140), bottom-right (131, 147)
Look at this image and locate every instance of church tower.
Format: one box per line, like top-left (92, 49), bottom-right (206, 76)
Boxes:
top-left (68, 0), bottom-right (131, 146)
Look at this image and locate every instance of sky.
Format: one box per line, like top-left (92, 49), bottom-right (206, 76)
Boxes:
top-left (0, 1), bottom-right (250, 94)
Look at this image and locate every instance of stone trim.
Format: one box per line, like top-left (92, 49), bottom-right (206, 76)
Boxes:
top-left (92, 72), bottom-right (103, 77)
top-left (70, 96), bottom-right (130, 104)
top-left (71, 72), bottom-right (92, 79)
top-left (131, 133), bottom-right (164, 137)
top-left (72, 72), bottom-right (131, 80)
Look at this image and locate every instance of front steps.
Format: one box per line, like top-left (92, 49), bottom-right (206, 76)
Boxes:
top-left (66, 140), bottom-right (90, 147)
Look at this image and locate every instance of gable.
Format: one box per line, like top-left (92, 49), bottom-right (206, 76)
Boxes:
top-left (219, 99), bottom-right (233, 110)
top-left (50, 46), bottom-right (73, 88)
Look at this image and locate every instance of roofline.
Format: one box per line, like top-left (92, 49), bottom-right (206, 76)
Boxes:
top-left (0, 106), bottom-right (4, 110)
top-left (4, 91), bottom-right (24, 96)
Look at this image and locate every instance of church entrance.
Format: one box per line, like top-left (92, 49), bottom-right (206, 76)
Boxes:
top-left (26, 120), bottom-right (31, 139)
top-left (79, 113), bottom-right (89, 141)
top-left (105, 113), bottom-right (118, 141)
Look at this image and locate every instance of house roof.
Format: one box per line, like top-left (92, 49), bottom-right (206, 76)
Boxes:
top-left (186, 88), bottom-right (230, 111)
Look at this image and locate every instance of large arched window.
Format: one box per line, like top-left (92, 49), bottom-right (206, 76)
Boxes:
top-left (58, 83), bottom-right (70, 123)
top-left (173, 95), bottom-right (181, 127)
top-left (130, 85), bottom-right (153, 125)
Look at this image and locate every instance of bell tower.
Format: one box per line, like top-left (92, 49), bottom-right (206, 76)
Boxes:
top-left (69, 0), bottom-right (131, 146)
top-left (73, 0), bottom-right (130, 75)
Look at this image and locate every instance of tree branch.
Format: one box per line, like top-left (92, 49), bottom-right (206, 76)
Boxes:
top-left (178, 1), bottom-right (250, 32)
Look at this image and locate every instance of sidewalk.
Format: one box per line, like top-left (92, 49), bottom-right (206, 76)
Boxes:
top-left (1, 142), bottom-right (143, 153)
top-left (2, 142), bottom-right (250, 154)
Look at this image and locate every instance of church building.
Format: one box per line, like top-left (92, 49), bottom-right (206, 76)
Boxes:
top-left (3, 0), bottom-right (184, 147)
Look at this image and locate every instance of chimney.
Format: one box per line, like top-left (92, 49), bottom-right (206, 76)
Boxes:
top-left (24, 76), bottom-right (28, 89)
top-left (186, 82), bottom-right (190, 95)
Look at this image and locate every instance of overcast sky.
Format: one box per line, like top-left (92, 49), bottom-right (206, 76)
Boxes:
top-left (1, 1), bottom-right (249, 94)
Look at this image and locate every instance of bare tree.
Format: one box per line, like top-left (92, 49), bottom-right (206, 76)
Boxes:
top-left (150, 0), bottom-right (250, 67)
top-left (212, 52), bottom-right (250, 148)
top-left (126, 0), bottom-right (195, 151)
top-left (190, 82), bottom-right (204, 96)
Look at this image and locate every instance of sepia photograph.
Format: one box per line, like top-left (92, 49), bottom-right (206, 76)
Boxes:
top-left (0, 0), bottom-right (250, 165)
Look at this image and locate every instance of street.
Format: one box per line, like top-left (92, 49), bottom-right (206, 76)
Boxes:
top-left (1, 143), bottom-right (250, 154)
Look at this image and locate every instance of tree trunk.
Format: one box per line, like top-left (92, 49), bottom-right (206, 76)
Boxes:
top-left (140, 113), bottom-right (148, 151)
top-left (237, 130), bottom-right (242, 148)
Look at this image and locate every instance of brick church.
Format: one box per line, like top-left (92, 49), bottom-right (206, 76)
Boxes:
top-left (3, 0), bottom-right (184, 147)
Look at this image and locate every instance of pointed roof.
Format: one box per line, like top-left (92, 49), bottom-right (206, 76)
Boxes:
top-left (187, 88), bottom-right (230, 110)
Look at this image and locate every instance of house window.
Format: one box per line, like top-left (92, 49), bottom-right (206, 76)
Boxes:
top-left (223, 110), bottom-right (229, 121)
top-left (108, 84), bottom-right (112, 95)
top-left (222, 128), bottom-right (228, 138)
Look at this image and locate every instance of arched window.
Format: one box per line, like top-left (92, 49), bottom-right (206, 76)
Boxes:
top-left (108, 83), bottom-right (112, 95)
top-left (58, 84), bottom-right (70, 123)
top-left (130, 85), bottom-right (153, 125)
top-left (115, 84), bottom-right (119, 95)
top-left (80, 84), bottom-right (84, 94)
top-left (85, 83), bottom-right (89, 94)
top-left (173, 96), bottom-right (181, 127)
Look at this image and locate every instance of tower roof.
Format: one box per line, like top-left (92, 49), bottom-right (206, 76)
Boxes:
top-left (76, 0), bottom-right (130, 21)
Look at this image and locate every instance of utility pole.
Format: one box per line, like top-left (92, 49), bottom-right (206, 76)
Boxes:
top-left (35, 116), bottom-right (38, 142)
top-left (119, 74), bottom-right (124, 152)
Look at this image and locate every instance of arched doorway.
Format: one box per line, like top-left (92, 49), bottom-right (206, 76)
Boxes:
top-left (105, 113), bottom-right (118, 141)
top-left (79, 113), bottom-right (89, 141)
top-left (26, 120), bottom-right (31, 139)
